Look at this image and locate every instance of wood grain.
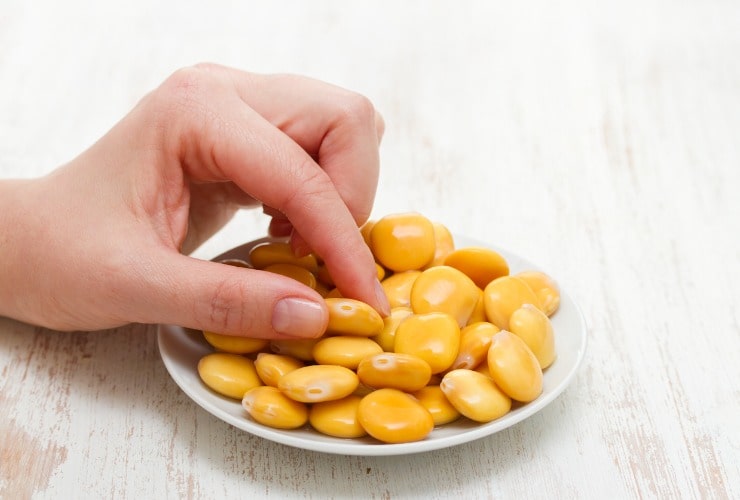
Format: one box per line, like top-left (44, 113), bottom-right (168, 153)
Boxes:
top-left (1, 0), bottom-right (739, 498)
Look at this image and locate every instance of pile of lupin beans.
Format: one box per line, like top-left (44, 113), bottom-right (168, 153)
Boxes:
top-left (197, 212), bottom-right (560, 444)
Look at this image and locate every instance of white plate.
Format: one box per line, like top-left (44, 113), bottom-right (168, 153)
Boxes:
top-left (158, 235), bottom-right (587, 456)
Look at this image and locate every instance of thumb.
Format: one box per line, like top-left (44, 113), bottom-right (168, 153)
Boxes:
top-left (133, 253), bottom-right (329, 339)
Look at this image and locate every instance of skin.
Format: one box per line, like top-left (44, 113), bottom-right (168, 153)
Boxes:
top-left (0, 63), bottom-right (390, 339)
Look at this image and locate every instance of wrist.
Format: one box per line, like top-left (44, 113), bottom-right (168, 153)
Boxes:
top-left (0, 178), bottom-right (37, 323)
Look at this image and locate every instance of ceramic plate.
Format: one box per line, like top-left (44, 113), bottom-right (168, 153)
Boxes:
top-left (158, 235), bottom-right (587, 456)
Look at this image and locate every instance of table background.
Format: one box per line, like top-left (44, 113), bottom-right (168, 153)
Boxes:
top-left (1, 0), bottom-right (738, 498)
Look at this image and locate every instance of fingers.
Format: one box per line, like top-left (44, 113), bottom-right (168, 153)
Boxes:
top-left (135, 252), bottom-right (329, 339)
top-left (202, 65), bottom-right (383, 226)
top-left (156, 67), bottom-right (389, 314)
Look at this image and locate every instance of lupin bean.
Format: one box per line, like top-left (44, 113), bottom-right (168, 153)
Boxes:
top-left (370, 212), bottom-right (436, 271)
top-left (487, 330), bottom-right (543, 403)
top-left (197, 353), bottom-right (262, 400)
top-left (325, 298), bottom-right (384, 337)
top-left (393, 312), bottom-right (460, 374)
top-left (440, 369), bottom-right (512, 422)
top-left (409, 265), bottom-right (480, 327)
top-left (483, 275), bottom-right (543, 330)
top-left (357, 388), bottom-right (434, 443)
top-left (278, 365), bottom-right (359, 403)
top-left (242, 386), bottom-right (308, 429)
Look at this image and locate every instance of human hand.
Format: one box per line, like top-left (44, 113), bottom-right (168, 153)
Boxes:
top-left (0, 63), bottom-right (389, 338)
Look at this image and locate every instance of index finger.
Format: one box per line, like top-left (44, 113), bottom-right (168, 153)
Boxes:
top-left (211, 65), bottom-right (385, 226)
top-left (159, 67), bottom-right (389, 315)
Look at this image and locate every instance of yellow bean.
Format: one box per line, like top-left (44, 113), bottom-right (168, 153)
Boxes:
top-left (309, 395), bottom-right (367, 438)
top-left (263, 263), bottom-right (318, 289)
top-left (509, 304), bottom-right (556, 369)
top-left (316, 264), bottom-right (334, 288)
top-left (483, 275), bottom-right (542, 330)
top-left (218, 258), bottom-right (252, 268)
top-left (466, 289), bottom-right (488, 325)
top-left (515, 270), bottom-right (561, 316)
top-left (315, 282), bottom-right (331, 298)
top-left (451, 322), bottom-right (500, 370)
top-left (269, 338), bottom-right (321, 362)
top-left (357, 389), bottom-right (434, 443)
top-left (278, 365), bottom-right (359, 403)
top-left (422, 222), bottom-right (456, 269)
top-left (325, 298), bottom-right (384, 337)
top-left (242, 386), bottom-right (308, 429)
top-left (410, 266), bottom-right (480, 327)
top-left (394, 312), bottom-right (460, 374)
top-left (381, 271), bottom-right (421, 308)
top-left (249, 242), bottom-right (318, 272)
top-left (312, 336), bottom-right (383, 369)
top-left (487, 331), bottom-right (543, 403)
top-left (443, 247), bottom-right (509, 289)
top-left (202, 331), bottom-right (269, 354)
top-left (359, 220), bottom-right (376, 248)
top-left (317, 262), bottom-right (385, 287)
top-left (440, 369), bottom-right (512, 422)
top-left (412, 385), bottom-right (461, 425)
top-left (197, 353), bottom-right (262, 400)
top-left (474, 358), bottom-right (492, 377)
top-left (369, 212), bottom-right (436, 271)
top-left (356, 352), bottom-right (432, 392)
top-left (371, 306), bottom-right (414, 352)
top-left (254, 353), bottom-right (305, 387)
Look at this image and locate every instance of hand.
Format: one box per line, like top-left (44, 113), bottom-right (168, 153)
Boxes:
top-left (0, 63), bottom-right (390, 338)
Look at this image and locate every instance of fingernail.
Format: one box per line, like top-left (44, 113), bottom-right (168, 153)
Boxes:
top-left (272, 298), bottom-right (327, 338)
top-left (374, 279), bottom-right (391, 317)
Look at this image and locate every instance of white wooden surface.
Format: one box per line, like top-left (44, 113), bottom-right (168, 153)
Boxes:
top-left (1, 0), bottom-right (739, 498)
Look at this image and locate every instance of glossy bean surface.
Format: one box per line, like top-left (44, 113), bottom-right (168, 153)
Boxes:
top-left (370, 212), bottom-right (436, 271)
top-left (444, 247), bottom-right (510, 289)
top-left (254, 353), bottom-right (305, 387)
top-left (242, 386), bottom-right (308, 429)
top-left (356, 352), bottom-right (432, 392)
top-left (202, 331), bottom-right (269, 354)
top-left (278, 365), bottom-right (359, 403)
top-left (393, 312), bottom-right (460, 374)
top-left (380, 271), bottom-right (421, 309)
top-left (249, 241), bottom-right (319, 272)
top-left (423, 222), bottom-right (455, 269)
top-left (371, 306), bottom-right (414, 352)
top-left (410, 266), bottom-right (480, 327)
top-left (412, 385), bottom-right (461, 425)
top-left (509, 304), bottom-right (556, 369)
top-left (487, 330), bottom-right (543, 403)
top-left (263, 263), bottom-right (317, 289)
top-left (325, 298), bottom-right (384, 337)
top-left (483, 276), bottom-right (542, 330)
top-left (357, 388), bottom-right (434, 443)
top-left (197, 353), bottom-right (262, 400)
top-left (270, 338), bottom-right (320, 361)
top-left (440, 369), bottom-right (512, 422)
top-left (312, 336), bottom-right (383, 369)
top-left (516, 270), bottom-right (561, 316)
top-left (451, 322), bottom-right (500, 370)
top-left (309, 395), bottom-right (367, 438)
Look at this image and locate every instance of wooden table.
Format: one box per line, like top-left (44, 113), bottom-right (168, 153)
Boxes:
top-left (1, 1), bottom-right (738, 498)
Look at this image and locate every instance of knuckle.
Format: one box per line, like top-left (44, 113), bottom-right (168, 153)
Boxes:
top-left (197, 275), bottom-right (252, 335)
top-left (338, 92), bottom-right (376, 124)
top-left (154, 65), bottom-right (220, 113)
top-left (281, 159), bottom-right (335, 213)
